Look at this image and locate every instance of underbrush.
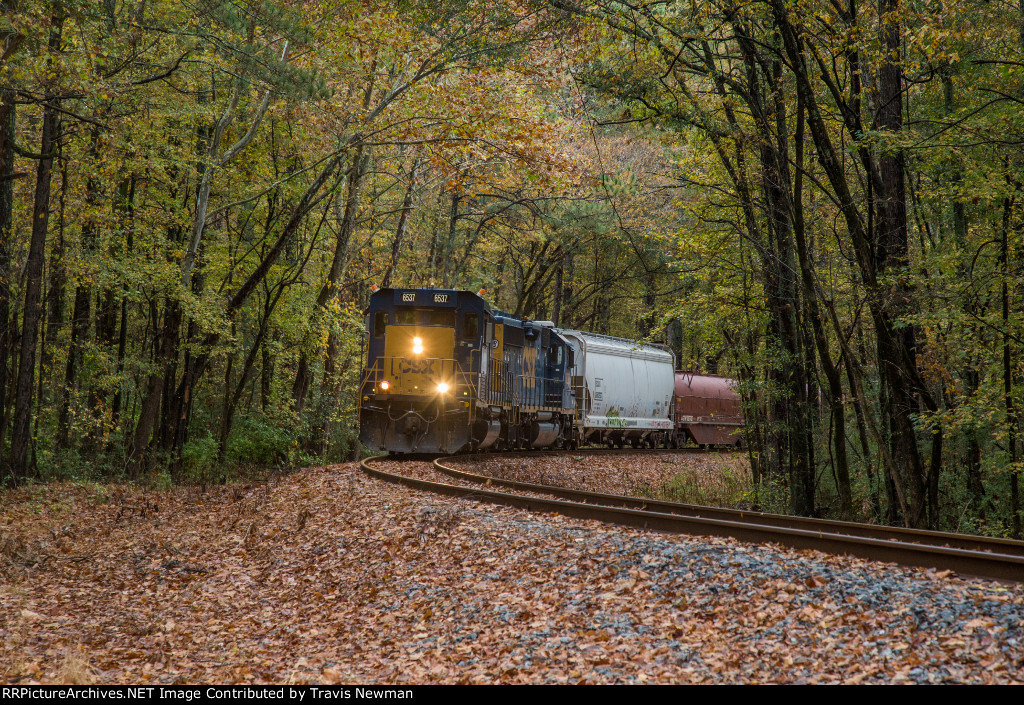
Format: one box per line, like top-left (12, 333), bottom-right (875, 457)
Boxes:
top-left (633, 459), bottom-right (758, 509)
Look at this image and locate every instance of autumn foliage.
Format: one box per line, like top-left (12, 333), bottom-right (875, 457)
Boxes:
top-left (1, 0), bottom-right (1024, 538)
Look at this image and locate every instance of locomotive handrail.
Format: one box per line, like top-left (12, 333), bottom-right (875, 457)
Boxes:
top-left (454, 367), bottom-right (479, 426)
top-left (512, 373), bottom-right (573, 411)
top-left (356, 359), bottom-right (386, 424)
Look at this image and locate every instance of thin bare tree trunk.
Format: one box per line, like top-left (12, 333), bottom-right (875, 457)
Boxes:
top-left (0, 87), bottom-right (16, 470)
top-left (293, 146), bottom-right (368, 413)
top-left (11, 17), bottom-right (62, 482)
top-left (380, 156), bottom-right (420, 289)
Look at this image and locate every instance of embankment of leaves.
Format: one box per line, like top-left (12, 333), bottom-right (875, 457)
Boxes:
top-left (2, 462), bottom-right (1023, 684)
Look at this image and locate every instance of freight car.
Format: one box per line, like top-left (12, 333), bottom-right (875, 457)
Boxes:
top-left (558, 329), bottom-right (675, 449)
top-left (671, 371), bottom-right (745, 448)
top-left (357, 287), bottom-right (744, 454)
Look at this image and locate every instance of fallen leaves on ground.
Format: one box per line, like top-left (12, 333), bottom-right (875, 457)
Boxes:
top-left (446, 451), bottom-right (753, 507)
top-left (1, 462), bottom-right (1022, 684)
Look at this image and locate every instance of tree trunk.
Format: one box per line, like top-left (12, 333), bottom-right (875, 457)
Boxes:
top-left (161, 149), bottom-right (347, 462)
top-left (380, 156), bottom-right (419, 289)
top-left (791, 90), bottom-right (851, 519)
top-left (437, 193), bottom-right (460, 287)
top-left (293, 146), bottom-right (367, 413)
top-left (1003, 194), bottom-right (1021, 537)
top-left (11, 17), bottom-right (62, 483)
top-left (0, 87), bottom-right (15, 467)
top-left (58, 127), bottom-right (101, 449)
top-left (127, 299), bottom-right (180, 478)
top-left (57, 284), bottom-right (89, 448)
top-left (770, 0), bottom-right (936, 526)
top-left (111, 176), bottom-right (136, 429)
top-left (44, 160), bottom-right (66, 383)
top-left (219, 284), bottom-right (285, 463)
top-left (874, 0), bottom-right (928, 527)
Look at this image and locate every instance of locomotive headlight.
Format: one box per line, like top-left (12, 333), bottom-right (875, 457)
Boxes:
top-left (436, 382), bottom-right (449, 394)
top-left (379, 380), bottom-right (390, 391)
top-left (412, 337), bottom-right (424, 355)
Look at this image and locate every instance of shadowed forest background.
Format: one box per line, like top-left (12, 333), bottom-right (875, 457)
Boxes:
top-left (2, 0), bottom-right (1024, 537)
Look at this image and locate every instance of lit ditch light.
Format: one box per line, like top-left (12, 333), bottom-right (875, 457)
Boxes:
top-left (412, 337), bottom-right (424, 355)
top-left (436, 382), bottom-right (449, 394)
top-left (379, 380), bottom-right (390, 391)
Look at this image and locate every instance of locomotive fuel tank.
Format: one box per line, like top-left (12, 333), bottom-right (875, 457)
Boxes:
top-left (673, 371), bottom-right (744, 447)
top-left (558, 330), bottom-right (674, 446)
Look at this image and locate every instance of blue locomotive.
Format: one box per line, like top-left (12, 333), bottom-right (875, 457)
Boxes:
top-left (358, 288), bottom-right (578, 453)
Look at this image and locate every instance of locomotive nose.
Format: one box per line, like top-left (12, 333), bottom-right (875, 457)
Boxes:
top-left (380, 326), bottom-right (456, 396)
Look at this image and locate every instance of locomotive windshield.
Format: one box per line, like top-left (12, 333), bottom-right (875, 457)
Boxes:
top-left (428, 310), bottom-right (456, 326)
top-left (387, 308), bottom-right (458, 327)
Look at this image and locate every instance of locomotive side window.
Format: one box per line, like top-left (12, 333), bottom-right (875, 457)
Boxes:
top-left (428, 310), bottom-right (456, 326)
top-left (397, 309), bottom-right (416, 325)
top-left (463, 313), bottom-right (479, 339)
top-left (373, 311), bottom-right (388, 337)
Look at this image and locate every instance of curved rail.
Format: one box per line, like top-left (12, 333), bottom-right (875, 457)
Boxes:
top-left (437, 453), bottom-right (1024, 557)
top-left (360, 454), bottom-right (1024, 582)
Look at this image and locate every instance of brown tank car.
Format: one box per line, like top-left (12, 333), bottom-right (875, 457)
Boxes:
top-left (672, 371), bottom-right (745, 448)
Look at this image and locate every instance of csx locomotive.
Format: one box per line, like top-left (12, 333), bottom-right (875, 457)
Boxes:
top-left (357, 287), bottom-right (743, 454)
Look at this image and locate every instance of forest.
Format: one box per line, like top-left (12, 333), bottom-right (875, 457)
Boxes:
top-left (1, 0), bottom-right (1023, 537)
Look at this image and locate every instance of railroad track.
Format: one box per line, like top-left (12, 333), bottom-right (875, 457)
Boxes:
top-left (360, 452), bottom-right (1024, 583)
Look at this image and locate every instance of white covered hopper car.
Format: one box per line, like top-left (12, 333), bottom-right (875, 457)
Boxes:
top-left (558, 330), bottom-right (675, 448)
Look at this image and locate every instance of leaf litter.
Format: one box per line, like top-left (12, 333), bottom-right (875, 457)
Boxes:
top-left (1, 459), bottom-right (1022, 685)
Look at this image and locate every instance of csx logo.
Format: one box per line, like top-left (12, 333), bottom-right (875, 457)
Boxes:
top-left (399, 359), bottom-right (435, 374)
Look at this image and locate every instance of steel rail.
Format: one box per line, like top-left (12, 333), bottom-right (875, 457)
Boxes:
top-left (361, 455), bottom-right (1024, 582)
top-left (436, 453), bottom-right (1024, 558)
